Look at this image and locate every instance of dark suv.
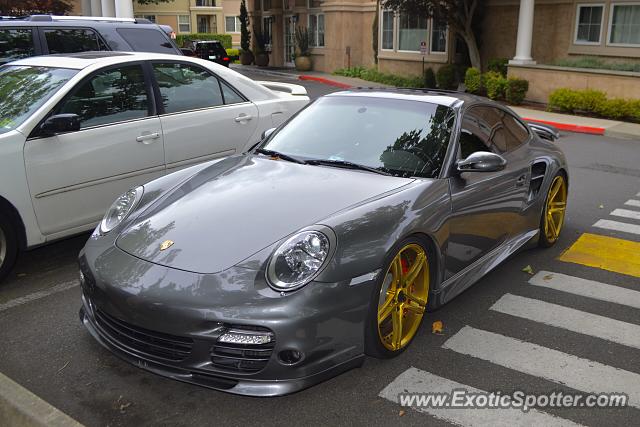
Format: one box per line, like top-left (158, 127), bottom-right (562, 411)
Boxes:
top-left (183, 40), bottom-right (230, 67)
top-left (0, 15), bottom-right (181, 64)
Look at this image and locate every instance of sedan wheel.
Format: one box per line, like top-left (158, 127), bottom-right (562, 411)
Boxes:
top-left (366, 239), bottom-right (430, 358)
top-left (539, 174), bottom-right (567, 247)
top-left (0, 213), bottom-right (18, 283)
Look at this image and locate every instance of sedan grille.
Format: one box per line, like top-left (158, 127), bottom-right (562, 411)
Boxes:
top-left (211, 325), bottom-right (275, 373)
top-left (95, 309), bottom-right (194, 362)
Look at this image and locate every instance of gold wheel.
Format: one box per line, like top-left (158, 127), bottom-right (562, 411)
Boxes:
top-left (377, 243), bottom-right (429, 352)
top-left (543, 175), bottom-right (567, 243)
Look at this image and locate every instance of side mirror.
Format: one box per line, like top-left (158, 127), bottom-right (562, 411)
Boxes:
top-left (456, 151), bottom-right (507, 173)
top-left (40, 114), bottom-right (80, 137)
top-left (262, 127), bottom-right (276, 140)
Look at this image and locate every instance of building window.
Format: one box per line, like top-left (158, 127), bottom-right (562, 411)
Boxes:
top-left (178, 15), bottom-right (190, 33)
top-left (225, 16), bottom-right (241, 33)
top-left (135, 14), bottom-right (156, 23)
top-left (262, 0), bottom-right (272, 11)
top-left (196, 0), bottom-right (215, 6)
top-left (575, 4), bottom-right (604, 44)
top-left (263, 17), bottom-right (273, 48)
top-left (308, 0), bottom-right (322, 8)
top-left (309, 13), bottom-right (324, 47)
top-left (382, 10), bottom-right (394, 50)
top-left (398, 13), bottom-right (428, 51)
top-left (609, 4), bottom-right (640, 45)
top-left (197, 15), bottom-right (216, 33)
top-left (430, 16), bottom-right (447, 53)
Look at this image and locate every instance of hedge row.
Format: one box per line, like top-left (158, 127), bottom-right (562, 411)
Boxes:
top-left (548, 88), bottom-right (640, 122)
top-left (334, 67), bottom-right (424, 88)
top-left (464, 67), bottom-right (529, 105)
top-left (175, 33), bottom-right (233, 49)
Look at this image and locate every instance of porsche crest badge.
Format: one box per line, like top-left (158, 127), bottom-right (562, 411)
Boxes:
top-left (160, 240), bottom-right (174, 251)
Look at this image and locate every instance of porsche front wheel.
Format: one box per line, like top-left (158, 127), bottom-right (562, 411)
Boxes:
top-left (539, 173), bottom-right (568, 248)
top-left (365, 238), bottom-right (430, 358)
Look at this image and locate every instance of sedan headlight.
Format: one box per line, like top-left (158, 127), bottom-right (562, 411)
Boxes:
top-left (266, 231), bottom-right (330, 291)
top-left (99, 186), bottom-right (143, 235)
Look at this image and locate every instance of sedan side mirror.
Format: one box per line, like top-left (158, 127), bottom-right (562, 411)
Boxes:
top-left (262, 127), bottom-right (276, 140)
top-left (456, 151), bottom-right (507, 173)
top-left (40, 114), bottom-right (81, 137)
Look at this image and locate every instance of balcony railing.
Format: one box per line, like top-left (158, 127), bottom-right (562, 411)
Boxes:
top-left (195, 0), bottom-right (215, 7)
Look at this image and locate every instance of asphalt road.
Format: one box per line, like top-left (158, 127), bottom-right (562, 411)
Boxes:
top-left (1, 73), bottom-right (639, 427)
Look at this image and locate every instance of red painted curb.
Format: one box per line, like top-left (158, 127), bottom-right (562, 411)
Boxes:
top-left (299, 75), bottom-right (353, 89)
top-left (522, 117), bottom-right (605, 135)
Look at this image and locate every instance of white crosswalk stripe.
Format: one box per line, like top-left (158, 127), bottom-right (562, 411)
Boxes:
top-left (442, 326), bottom-right (640, 409)
top-left (379, 367), bottom-right (583, 427)
top-left (625, 199), bottom-right (640, 208)
top-left (610, 208), bottom-right (640, 221)
top-left (490, 294), bottom-right (640, 350)
top-left (529, 271), bottom-right (640, 310)
top-left (593, 219), bottom-right (640, 235)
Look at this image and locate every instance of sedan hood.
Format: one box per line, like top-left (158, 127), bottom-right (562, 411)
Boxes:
top-left (116, 155), bottom-right (413, 274)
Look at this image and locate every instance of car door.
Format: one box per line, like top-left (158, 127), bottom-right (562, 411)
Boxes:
top-left (150, 61), bottom-right (259, 172)
top-left (445, 105), bottom-right (531, 279)
top-left (24, 63), bottom-right (165, 236)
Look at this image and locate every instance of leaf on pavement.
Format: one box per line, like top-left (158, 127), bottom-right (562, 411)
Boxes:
top-left (599, 204), bottom-right (604, 209)
top-left (432, 320), bottom-right (444, 335)
top-left (399, 410), bottom-right (406, 417)
top-left (543, 274), bottom-right (554, 281)
top-left (522, 265), bottom-right (534, 275)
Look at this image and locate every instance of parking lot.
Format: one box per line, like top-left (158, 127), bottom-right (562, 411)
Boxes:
top-left (1, 72), bottom-right (639, 426)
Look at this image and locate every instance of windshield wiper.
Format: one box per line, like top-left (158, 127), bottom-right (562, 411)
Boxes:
top-left (254, 148), bottom-right (306, 164)
top-left (306, 159), bottom-right (392, 176)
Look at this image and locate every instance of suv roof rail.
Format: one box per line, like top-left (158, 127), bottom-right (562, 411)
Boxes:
top-left (26, 15), bottom-right (141, 23)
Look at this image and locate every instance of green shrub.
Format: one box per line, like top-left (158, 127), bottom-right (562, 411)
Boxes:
top-left (554, 57), bottom-right (640, 73)
top-left (464, 67), bottom-right (482, 94)
top-left (594, 98), bottom-right (629, 120)
top-left (226, 48), bottom-right (240, 58)
top-left (627, 100), bottom-right (640, 121)
top-left (548, 88), bottom-right (580, 112)
top-left (488, 58), bottom-right (508, 77)
top-left (436, 64), bottom-right (456, 89)
top-left (423, 67), bottom-right (436, 89)
top-left (484, 71), bottom-right (507, 100)
top-left (548, 88), bottom-right (640, 122)
top-left (176, 33), bottom-right (232, 49)
top-left (505, 78), bottom-right (529, 105)
top-left (575, 89), bottom-right (607, 112)
top-left (334, 67), bottom-right (423, 87)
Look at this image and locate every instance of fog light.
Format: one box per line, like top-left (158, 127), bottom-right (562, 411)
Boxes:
top-left (278, 349), bottom-right (303, 365)
top-left (218, 329), bottom-right (274, 345)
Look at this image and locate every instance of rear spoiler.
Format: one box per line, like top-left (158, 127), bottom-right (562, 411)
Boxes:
top-left (525, 121), bottom-right (560, 141)
top-left (257, 81), bottom-right (308, 96)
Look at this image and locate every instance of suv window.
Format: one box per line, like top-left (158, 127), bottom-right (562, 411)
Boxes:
top-left (194, 42), bottom-right (226, 56)
top-left (152, 63), bottom-right (224, 113)
top-left (0, 28), bottom-right (35, 63)
top-left (116, 28), bottom-right (176, 54)
top-left (59, 65), bottom-right (149, 128)
top-left (44, 28), bottom-right (107, 54)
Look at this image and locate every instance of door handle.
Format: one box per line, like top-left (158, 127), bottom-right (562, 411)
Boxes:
top-left (136, 132), bottom-right (160, 144)
top-left (516, 174), bottom-right (527, 187)
top-left (234, 114), bottom-right (253, 123)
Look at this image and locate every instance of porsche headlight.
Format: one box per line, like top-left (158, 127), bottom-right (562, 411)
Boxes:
top-left (267, 231), bottom-right (330, 291)
top-left (99, 186), bottom-right (143, 235)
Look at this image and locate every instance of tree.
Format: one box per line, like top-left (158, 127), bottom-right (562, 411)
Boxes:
top-left (239, 0), bottom-right (250, 52)
top-left (382, 0), bottom-right (482, 69)
top-left (0, 0), bottom-right (73, 15)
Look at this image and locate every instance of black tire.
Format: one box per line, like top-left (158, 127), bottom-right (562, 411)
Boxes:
top-left (538, 172), bottom-right (568, 248)
top-left (364, 235), bottom-right (432, 359)
top-left (0, 211), bottom-right (18, 283)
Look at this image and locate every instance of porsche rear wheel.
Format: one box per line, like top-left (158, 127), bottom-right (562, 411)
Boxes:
top-left (539, 173), bottom-right (567, 248)
top-left (365, 238), bottom-right (430, 358)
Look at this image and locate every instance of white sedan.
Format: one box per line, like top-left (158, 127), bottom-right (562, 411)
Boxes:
top-left (0, 51), bottom-right (309, 281)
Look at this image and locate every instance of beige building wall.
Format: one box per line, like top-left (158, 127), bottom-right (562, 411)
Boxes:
top-left (223, 0), bottom-right (242, 47)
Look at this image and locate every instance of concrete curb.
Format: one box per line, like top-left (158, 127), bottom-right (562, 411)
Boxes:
top-left (0, 372), bottom-right (83, 427)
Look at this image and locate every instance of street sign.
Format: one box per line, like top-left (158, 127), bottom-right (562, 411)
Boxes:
top-left (420, 40), bottom-right (427, 55)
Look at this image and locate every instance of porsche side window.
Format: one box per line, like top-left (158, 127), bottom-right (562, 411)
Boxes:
top-left (460, 109), bottom-right (492, 158)
top-left (58, 65), bottom-right (149, 129)
top-left (152, 63), bottom-right (224, 114)
top-left (501, 112), bottom-right (530, 150)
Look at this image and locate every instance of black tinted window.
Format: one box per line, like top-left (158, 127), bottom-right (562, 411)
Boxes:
top-left (59, 65), bottom-right (149, 128)
top-left (44, 29), bottom-right (106, 54)
top-left (501, 112), bottom-right (530, 150)
top-left (460, 106), bottom-right (512, 156)
top-left (153, 63), bottom-right (224, 113)
top-left (0, 29), bottom-right (35, 63)
top-left (195, 42), bottom-right (226, 56)
top-left (220, 80), bottom-right (245, 104)
top-left (117, 28), bottom-right (176, 54)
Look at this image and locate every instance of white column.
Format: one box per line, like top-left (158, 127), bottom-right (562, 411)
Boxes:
top-left (81, 0), bottom-right (92, 15)
top-left (90, 0), bottom-right (102, 16)
top-left (101, 0), bottom-right (116, 17)
top-left (115, 0), bottom-right (134, 18)
top-left (509, 0), bottom-right (536, 65)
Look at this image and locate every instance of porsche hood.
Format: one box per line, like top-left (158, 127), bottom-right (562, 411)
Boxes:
top-left (116, 155), bottom-right (414, 274)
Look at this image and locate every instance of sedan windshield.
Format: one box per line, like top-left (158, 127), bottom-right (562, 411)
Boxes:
top-left (0, 65), bottom-right (77, 135)
top-left (261, 95), bottom-right (456, 178)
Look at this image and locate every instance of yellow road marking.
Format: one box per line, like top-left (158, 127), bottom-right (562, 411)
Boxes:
top-left (559, 233), bottom-right (640, 278)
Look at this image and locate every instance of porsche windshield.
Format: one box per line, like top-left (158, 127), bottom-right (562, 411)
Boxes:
top-left (261, 95), bottom-right (456, 178)
top-left (0, 65), bottom-right (77, 135)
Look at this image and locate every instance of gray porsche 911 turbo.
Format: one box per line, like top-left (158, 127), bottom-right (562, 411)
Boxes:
top-left (78, 89), bottom-right (568, 396)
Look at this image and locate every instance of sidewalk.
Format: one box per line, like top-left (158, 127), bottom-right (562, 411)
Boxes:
top-left (232, 64), bottom-right (640, 140)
